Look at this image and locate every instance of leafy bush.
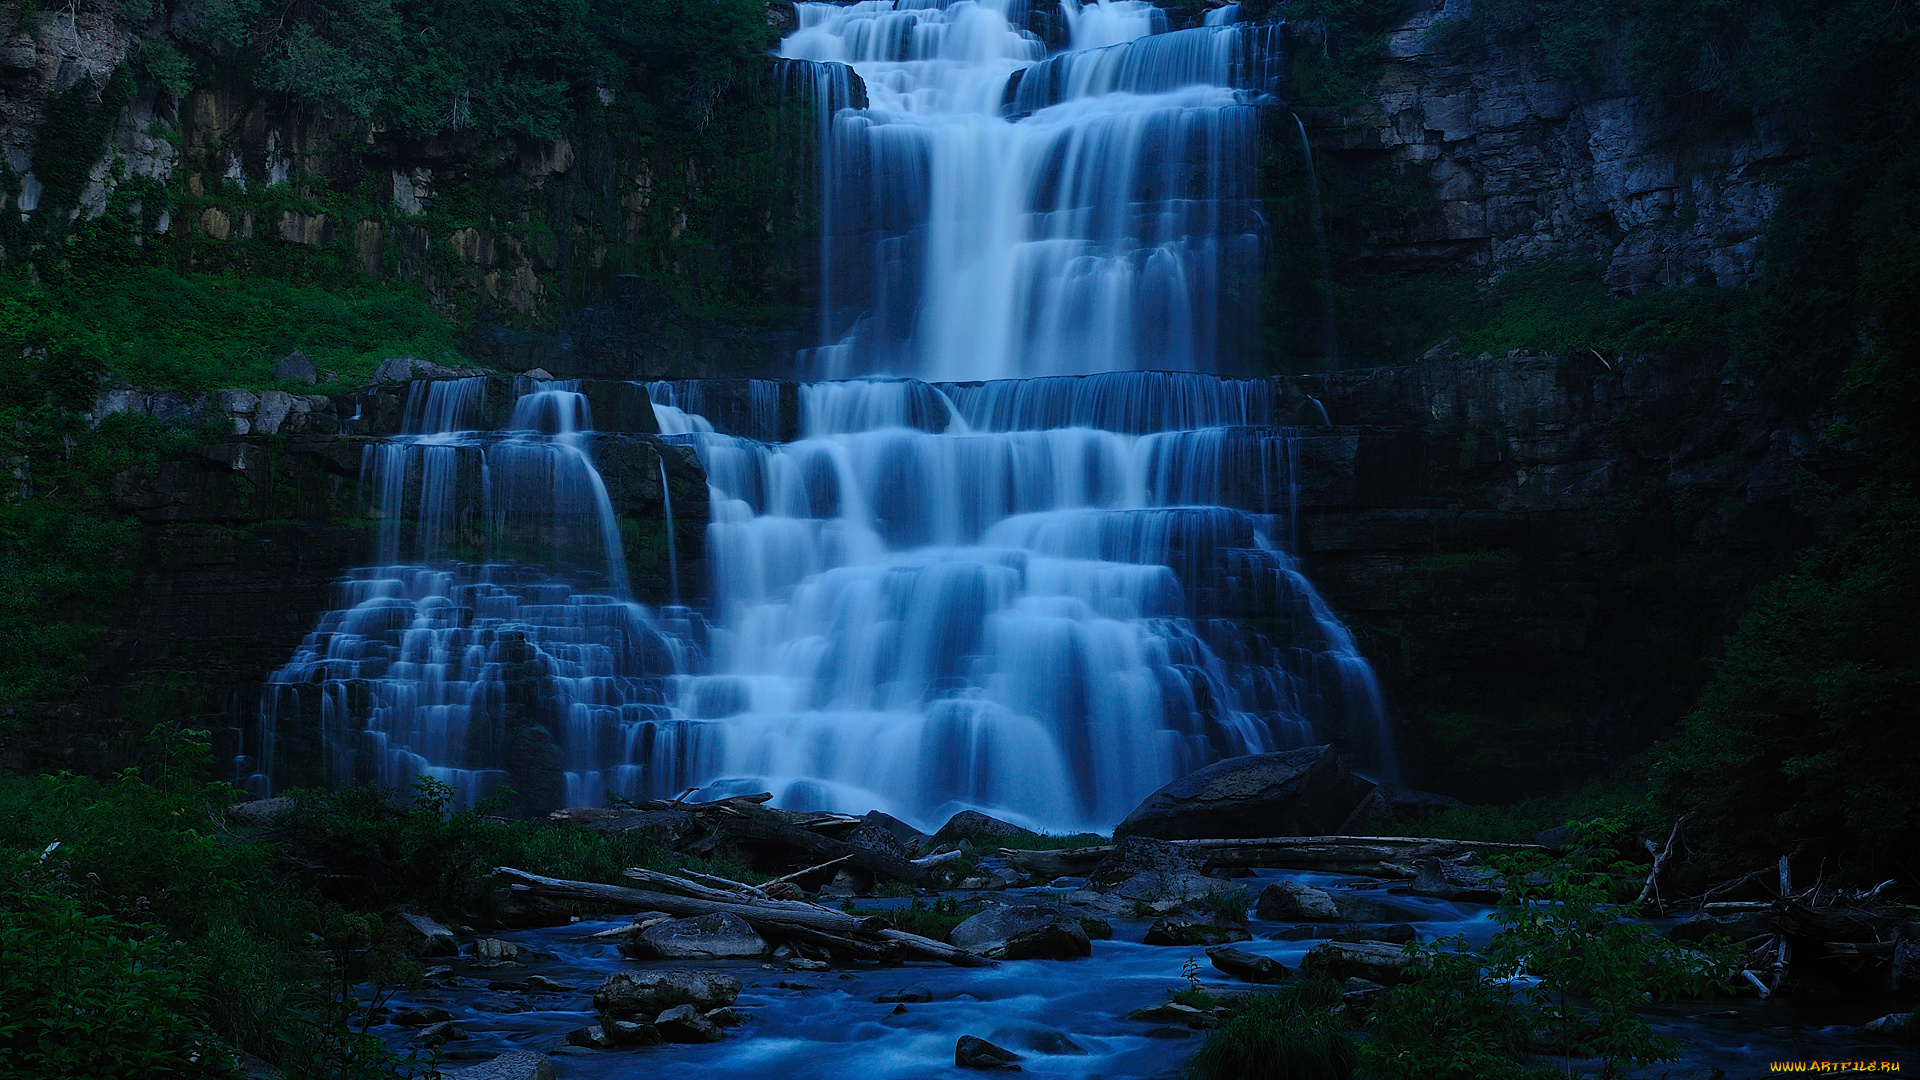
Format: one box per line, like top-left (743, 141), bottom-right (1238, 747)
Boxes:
top-left (1185, 978), bottom-right (1356, 1080)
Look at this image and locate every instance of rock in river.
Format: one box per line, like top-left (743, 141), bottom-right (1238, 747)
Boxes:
top-left (956, 1034), bottom-right (1025, 1071)
top-left (949, 905), bottom-right (1092, 960)
top-left (448, 1052), bottom-right (555, 1080)
top-left (1301, 940), bottom-right (1423, 985)
top-left (1142, 917), bottom-right (1250, 946)
top-left (655, 1004), bottom-right (726, 1043)
top-left (593, 971), bottom-right (741, 1020)
top-left (1207, 945), bottom-right (1290, 982)
top-left (618, 912), bottom-right (770, 960)
top-left (1113, 746), bottom-right (1372, 841)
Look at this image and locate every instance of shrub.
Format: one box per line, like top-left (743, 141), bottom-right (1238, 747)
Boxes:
top-left (1185, 978), bottom-right (1356, 1080)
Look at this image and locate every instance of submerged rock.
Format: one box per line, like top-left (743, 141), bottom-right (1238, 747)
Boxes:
top-left (956, 1034), bottom-right (1025, 1071)
top-left (1113, 746), bottom-right (1372, 841)
top-left (949, 905), bottom-right (1092, 960)
top-left (593, 971), bottom-right (741, 1020)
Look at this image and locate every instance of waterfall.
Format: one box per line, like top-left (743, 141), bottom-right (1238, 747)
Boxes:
top-left (245, 1), bottom-right (1395, 828)
top-left (782, 0), bottom-right (1274, 380)
top-left (660, 458), bottom-right (680, 607)
top-left (1294, 112), bottom-right (1339, 364)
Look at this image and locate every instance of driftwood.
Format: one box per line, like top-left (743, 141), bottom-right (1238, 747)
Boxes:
top-left (492, 866), bottom-right (989, 967)
top-left (1001, 836), bottom-right (1546, 881)
top-left (1636, 816), bottom-right (1690, 910)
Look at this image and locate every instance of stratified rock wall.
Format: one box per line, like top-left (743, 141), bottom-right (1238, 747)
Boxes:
top-left (1300, 0), bottom-right (1806, 291)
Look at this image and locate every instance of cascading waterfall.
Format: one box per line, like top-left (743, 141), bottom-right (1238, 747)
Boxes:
top-left (242, 379), bottom-right (686, 808)
top-left (248, 1), bottom-right (1394, 831)
top-left (781, 0), bottom-right (1277, 381)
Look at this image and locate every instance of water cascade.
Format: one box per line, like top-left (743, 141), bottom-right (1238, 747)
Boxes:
top-left (249, 1), bottom-right (1392, 832)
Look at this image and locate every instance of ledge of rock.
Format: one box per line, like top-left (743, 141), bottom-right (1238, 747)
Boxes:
top-left (1113, 746), bottom-right (1372, 841)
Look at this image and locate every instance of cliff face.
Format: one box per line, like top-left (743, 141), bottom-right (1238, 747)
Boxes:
top-left (1277, 351), bottom-right (1858, 795)
top-left (1299, 1), bottom-right (1806, 292)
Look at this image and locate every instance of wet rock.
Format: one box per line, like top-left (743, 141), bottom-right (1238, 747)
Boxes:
top-left (1207, 945), bottom-right (1291, 982)
top-left (275, 352), bottom-right (318, 384)
top-left (655, 1003), bottom-right (725, 1043)
top-left (1077, 917), bottom-right (1113, 940)
top-left (566, 1024), bottom-right (617, 1049)
top-left (390, 913), bottom-right (458, 957)
top-left (523, 975), bottom-right (572, 993)
top-left (704, 1007), bottom-right (746, 1027)
top-left (607, 1018), bottom-right (663, 1046)
top-left (417, 1021), bottom-right (467, 1046)
top-left (1408, 856), bottom-right (1502, 903)
top-left (877, 985), bottom-right (934, 1003)
top-left (956, 1034), bottom-right (1025, 1071)
top-left (1111, 870), bottom-right (1220, 907)
top-left (1861, 1012), bottom-right (1914, 1037)
top-left (777, 980), bottom-right (818, 991)
top-left (1088, 836), bottom-right (1207, 887)
top-left (995, 1027), bottom-right (1087, 1055)
top-left (1302, 940), bottom-right (1422, 985)
top-left (1143, 918), bottom-right (1251, 946)
top-left (1333, 922), bottom-right (1416, 945)
top-left (949, 904), bottom-right (1093, 960)
top-left (393, 1006), bottom-right (453, 1026)
top-left (447, 1051), bottom-right (556, 1080)
top-left (1144, 1026), bottom-right (1193, 1039)
top-left (891, 1003), bottom-right (910, 1015)
top-left (1113, 746), bottom-right (1372, 841)
top-left (935, 810), bottom-right (1039, 847)
top-left (593, 971), bottom-right (741, 1020)
top-left (1254, 881), bottom-right (1342, 921)
top-left (783, 957), bottom-right (829, 971)
top-left (619, 912), bottom-right (769, 960)
top-left (1127, 1002), bottom-right (1217, 1028)
top-left (472, 938), bottom-right (521, 961)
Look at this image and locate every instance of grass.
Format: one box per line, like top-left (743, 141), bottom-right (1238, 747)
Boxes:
top-left (841, 896), bottom-right (976, 941)
top-left (1185, 978), bottom-right (1357, 1080)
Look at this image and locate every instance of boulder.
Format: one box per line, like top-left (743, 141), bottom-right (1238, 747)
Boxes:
top-left (390, 913), bottom-right (458, 958)
top-left (1113, 746), bottom-right (1372, 841)
top-left (393, 1006), bottom-right (453, 1026)
top-left (1333, 923), bottom-right (1417, 945)
top-left (566, 1024), bottom-right (617, 1049)
top-left (877, 985), bottom-right (934, 1003)
top-left (1254, 881), bottom-right (1341, 921)
top-left (1376, 783), bottom-right (1468, 822)
top-left (1207, 945), bottom-right (1291, 982)
top-left (956, 1034), bottom-right (1024, 1071)
top-left (275, 352), bottom-right (318, 384)
top-left (472, 938), bottom-right (521, 961)
top-left (416, 1021), bottom-right (466, 1047)
top-left (1111, 870), bottom-right (1220, 906)
top-left (606, 1019), bottom-right (663, 1046)
top-left (992, 1027), bottom-right (1086, 1055)
top-left (1088, 836), bottom-right (1207, 888)
top-left (1407, 856), bottom-right (1502, 903)
top-left (654, 1004), bottom-right (725, 1043)
top-left (1143, 918), bottom-right (1251, 947)
top-left (593, 971), bottom-right (741, 1020)
top-left (619, 913), bottom-right (769, 960)
top-left (845, 821), bottom-right (911, 862)
top-left (1301, 941), bottom-right (1422, 985)
top-left (449, 1052), bottom-right (556, 1080)
top-left (862, 810), bottom-right (931, 852)
top-left (493, 888), bottom-right (573, 929)
top-left (949, 905), bottom-right (1092, 960)
top-left (1861, 1012), bottom-right (1914, 1037)
top-left (936, 810), bottom-right (1039, 847)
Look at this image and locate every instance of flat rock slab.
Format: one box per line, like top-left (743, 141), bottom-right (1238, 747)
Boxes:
top-left (949, 905), bottom-right (1092, 960)
top-left (1113, 746), bottom-right (1371, 841)
top-left (619, 912), bottom-right (770, 960)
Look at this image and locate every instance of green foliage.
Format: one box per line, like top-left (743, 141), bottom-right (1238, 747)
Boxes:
top-left (1185, 978), bottom-right (1356, 1080)
top-left (1365, 822), bottom-right (1738, 1079)
top-left (1361, 940), bottom-right (1539, 1080)
top-left (844, 895), bottom-right (975, 942)
top-left (1652, 489), bottom-right (1920, 877)
top-left (0, 847), bottom-right (234, 1078)
top-left (29, 67), bottom-right (136, 214)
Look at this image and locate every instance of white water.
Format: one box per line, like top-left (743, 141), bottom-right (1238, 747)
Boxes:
top-left (783, 0), bottom-right (1273, 380)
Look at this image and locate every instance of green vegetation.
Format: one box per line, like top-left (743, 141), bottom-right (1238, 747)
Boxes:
top-left (0, 729), bottom-right (746, 1077)
top-left (1186, 978), bottom-right (1356, 1080)
top-left (843, 895), bottom-right (977, 942)
top-left (1367, 824), bottom-right (1738, 1079)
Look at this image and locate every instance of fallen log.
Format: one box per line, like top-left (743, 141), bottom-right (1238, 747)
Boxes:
top-left (1002, 836), bottom-right (1547, 881)
top-left (492, 867), bottom-right (987, 967)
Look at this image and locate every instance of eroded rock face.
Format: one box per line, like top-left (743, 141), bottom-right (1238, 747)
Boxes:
top-left (1114, 746), bottom-right (1372, 841)
top-left (948, 905), bottom-right (1092, 960)
top-left (593, 971), bottom-right (741, 1020)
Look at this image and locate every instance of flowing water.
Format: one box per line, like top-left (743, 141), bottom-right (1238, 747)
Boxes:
top-left (245, 0), bottom-right (1393, 832)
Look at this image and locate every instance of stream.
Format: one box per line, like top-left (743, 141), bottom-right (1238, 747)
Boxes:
top-left (372, 868), bottom-right (1910, 1077)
